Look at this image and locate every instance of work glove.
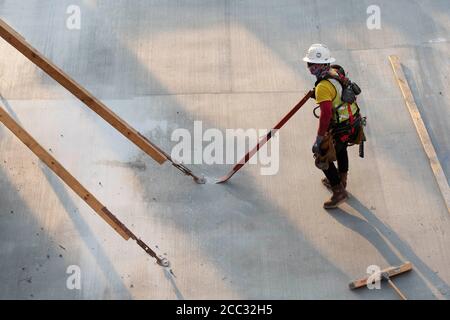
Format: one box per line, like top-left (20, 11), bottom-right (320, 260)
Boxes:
top-left (312, 135), bottom-right (324, 154)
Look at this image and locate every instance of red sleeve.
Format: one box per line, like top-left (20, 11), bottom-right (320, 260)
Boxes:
top-left (318, 100), bottom-right (332, 136)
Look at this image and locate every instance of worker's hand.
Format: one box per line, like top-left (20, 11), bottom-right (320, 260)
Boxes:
top-left (312, 135), bottom-right (324, 154)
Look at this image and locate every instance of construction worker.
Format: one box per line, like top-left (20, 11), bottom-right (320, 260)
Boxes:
top-left (303, 44), bottom-right (363, 209)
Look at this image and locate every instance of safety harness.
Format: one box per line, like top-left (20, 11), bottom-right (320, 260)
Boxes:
top-left (314, 65), bottom-right (363, 144)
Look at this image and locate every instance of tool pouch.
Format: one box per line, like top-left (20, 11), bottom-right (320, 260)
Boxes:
top-left (314, 134), bottom-right (336, 170)
top-left (352, 123), bottom-right (366, 145)
top-left (347, 117), bottom-right (367, 158)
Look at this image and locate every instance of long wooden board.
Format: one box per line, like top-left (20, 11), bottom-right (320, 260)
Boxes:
top-left (0, 18), bottom-right (167, 165)
top-left (0, 106), bottom-right (132, 240)
top-left (389, 55), bottom-right (450, 215)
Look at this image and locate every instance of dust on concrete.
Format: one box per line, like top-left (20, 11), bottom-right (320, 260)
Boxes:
top-left (96, 159), bottom-right (147, 171)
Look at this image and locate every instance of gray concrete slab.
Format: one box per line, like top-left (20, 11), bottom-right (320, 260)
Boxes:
top-left (0, 0), bottom-right (449, 299)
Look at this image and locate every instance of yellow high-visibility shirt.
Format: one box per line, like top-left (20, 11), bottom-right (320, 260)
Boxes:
top-left (315, 80), bottom-right (337, 103)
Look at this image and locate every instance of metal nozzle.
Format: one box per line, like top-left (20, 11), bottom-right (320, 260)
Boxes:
top-left (194, 175), bottom-right (206, 184)
top-left (157, 257), bottom-right (170, 268)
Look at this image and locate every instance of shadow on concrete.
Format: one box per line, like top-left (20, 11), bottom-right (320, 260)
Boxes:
top-left (329, 193), bottom-right (450, 299)
top-left (0, 164), bottom-right (78, 299)
top-left (164, 269), bottom-right (185, 300)
top-left (0, 95), bottom-right (132, 299)
top-left (129, 154), bottom-right (444, 299)
top-left (403, 60), bottom-right (450, 185)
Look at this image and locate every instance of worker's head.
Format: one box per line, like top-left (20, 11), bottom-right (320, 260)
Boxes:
top-left (303, 44), bottom-right (335, 77)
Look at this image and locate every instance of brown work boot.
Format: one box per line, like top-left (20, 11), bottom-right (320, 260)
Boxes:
top-left (323, 183), bottom-right (348, 209)
top-left (322, 172), bottom-right (348, 190)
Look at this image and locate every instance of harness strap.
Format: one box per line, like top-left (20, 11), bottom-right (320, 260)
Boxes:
top-left (347, 103), bottom-right (355, 135)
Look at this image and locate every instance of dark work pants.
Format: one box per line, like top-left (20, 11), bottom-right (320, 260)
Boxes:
top-left (322, 140), bottom-right (348, 187)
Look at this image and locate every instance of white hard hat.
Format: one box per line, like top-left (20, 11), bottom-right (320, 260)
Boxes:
top-left (303, 44), bottom-right (336, 64)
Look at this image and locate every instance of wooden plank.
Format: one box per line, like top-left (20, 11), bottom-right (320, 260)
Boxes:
top-left (0, 18), bottom-right (167, 165)
top-left (349, 262), bottom-right (413, 290)
top-left (389, 55), bottom-right (450, 215)
top-left (0, 106), bottom-right (132, 240)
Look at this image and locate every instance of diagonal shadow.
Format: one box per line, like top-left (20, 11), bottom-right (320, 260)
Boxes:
top-left (0, 94), bottom-right (132, 299)
top-left (0, 165), bottom-right (79, 300)
top-left (164, 269), bottom-right (184, 300)
top-left (329, 193), bottom-right (450, 299)
top-left (131, 155), bottom-right (444, 299)
top-left (402, 62), bottom-right (450, 185)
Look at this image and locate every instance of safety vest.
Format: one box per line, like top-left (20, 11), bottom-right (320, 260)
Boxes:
top-left (323, 78), bottom-right (360, 124)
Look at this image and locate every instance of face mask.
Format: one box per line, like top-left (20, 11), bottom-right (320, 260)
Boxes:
top-left (307, 63), bottom-right (329, 78)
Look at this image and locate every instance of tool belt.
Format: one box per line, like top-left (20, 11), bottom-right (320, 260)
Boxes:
top-left (330, 114), bottom-right (366, 146)
top-left (314, 116), bottom-right (367, 169)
